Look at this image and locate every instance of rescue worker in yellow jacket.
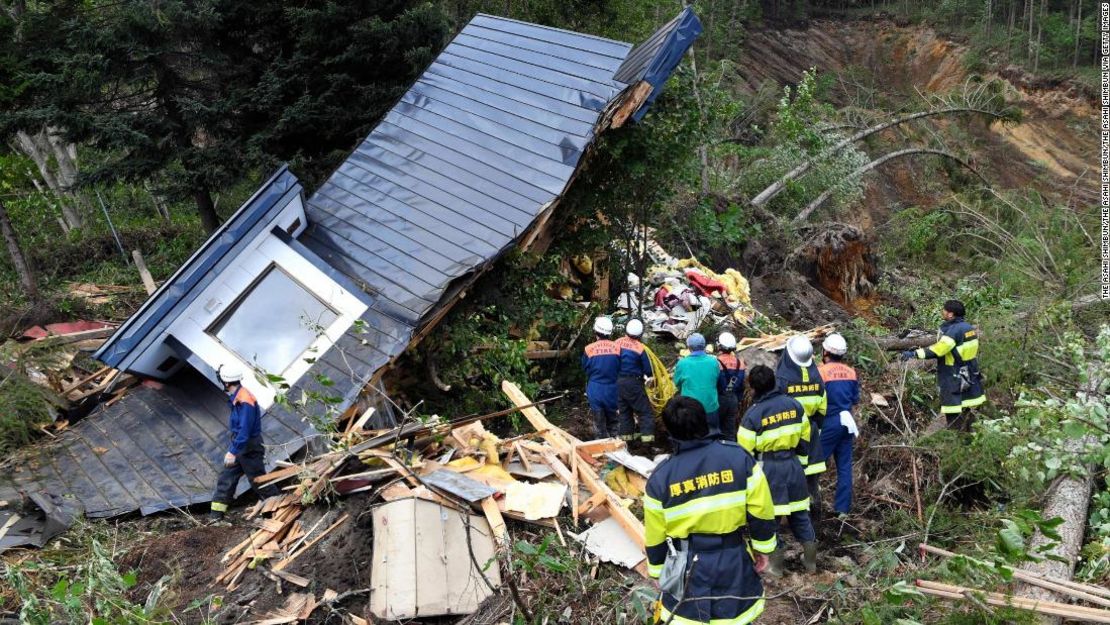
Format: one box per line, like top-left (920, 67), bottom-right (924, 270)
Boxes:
top-left (644, 395), bottom-right (777, 625)
top-left (901, 299), bottom-right (985, 431)
top-left (738, 365), bottom-right (817, 575)
top-left (775, 335), bottom-right (828, 524)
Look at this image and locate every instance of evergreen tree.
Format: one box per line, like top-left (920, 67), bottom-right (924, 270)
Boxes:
top-left (1, 0), bottom-right (448, 233)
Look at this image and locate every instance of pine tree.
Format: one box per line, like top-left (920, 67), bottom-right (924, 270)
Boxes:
top-left (1, 0), bottom-right (448, 233)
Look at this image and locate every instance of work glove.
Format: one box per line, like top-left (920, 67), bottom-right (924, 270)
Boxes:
top-left (899, 350), bottom-right (916, 361)
top-left (223, 452), bottom-right (237, 468)
top-left (839, 410), bottom-right (859, 437)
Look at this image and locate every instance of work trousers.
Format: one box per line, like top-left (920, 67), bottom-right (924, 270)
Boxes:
top-left (590, 406), bottom-right (620, 439)
top-left (717, 393), bottom-right (739, 441)
top-left (617, 377), bottom-right (655, 437)
top-left (819, 423), bottom-right (855, 514)
top-left (704, 409), bottom-right (721, 438)
top-left (779, 510), bottom-right (816, 544)
top-left (212, 437), bottom-right (277, 512)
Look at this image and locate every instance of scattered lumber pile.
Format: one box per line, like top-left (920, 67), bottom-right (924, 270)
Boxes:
top-left (216, 383), bottom-right (656, 621)
top-left (734, 324), bottom-right (836, 352)
top-left (918, 543), bottom-right (1110, 622)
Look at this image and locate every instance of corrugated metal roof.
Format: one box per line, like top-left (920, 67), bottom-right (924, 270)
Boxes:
top-left (301, 14), bottom-right (636, 326)
top-left (613, 7), bottom-right (703, 122)
top-left (2, 11), bottom-right (700, 528)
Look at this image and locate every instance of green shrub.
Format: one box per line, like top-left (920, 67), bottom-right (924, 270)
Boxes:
top-left (0, 369), bottom-right (56, 454)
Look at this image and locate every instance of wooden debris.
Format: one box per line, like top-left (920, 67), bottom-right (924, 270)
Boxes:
top-left (920, 543), bottom-right (1110, 607)
top-left (915, 579), bottom-right (1110, 623)
top-left (131, 249), bottom-right (157, 295)
top-left (503, 381), bottom-right (647, 558)
top-left (273, 513), bottom-right (349, 572)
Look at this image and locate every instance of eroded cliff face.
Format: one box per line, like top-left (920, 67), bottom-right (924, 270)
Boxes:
top-left (734, 19), bottom-right (1097, 319)
top-left (736, 18), bottom-right (1097, 216)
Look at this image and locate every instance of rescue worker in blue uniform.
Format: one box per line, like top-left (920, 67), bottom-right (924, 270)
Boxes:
top-left (738, 365), bottom-right (817, 575)
top-left (816, 333), bottom-right (860, 518)
top-left (211, 363), bottom-right (278, 521)
top-left (581, 316), bottom-right (621, 438)
top-left (776, 335), bottom-right (828, 524)
top-left (644, 395), bottom-right (777, 625)
top-left (715, 332), bottom-right (746, 441)
top-left (615, 318), bottom-right (656, 443)
top-left (901, 299), bottom-right (985, 432)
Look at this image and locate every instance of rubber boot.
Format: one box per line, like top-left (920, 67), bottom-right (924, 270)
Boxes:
top-left (765, 549), bottom-right (785, 578)
top-left (802, 542), bottom-right (818, 574)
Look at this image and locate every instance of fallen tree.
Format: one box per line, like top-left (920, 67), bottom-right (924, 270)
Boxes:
top-left (794, 147), bottom-right (987, 222)
top-left (1018, 433), bottom-right (1098, 625)
top-left (748, 79), bottom-right (1019, 209)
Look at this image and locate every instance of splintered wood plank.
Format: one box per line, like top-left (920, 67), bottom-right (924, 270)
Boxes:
top-left (414, 500), bottom-right (451, 616)
top-left (480, 497), bottom-right (507, 546)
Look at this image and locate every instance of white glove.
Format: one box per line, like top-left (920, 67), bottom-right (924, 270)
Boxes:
top-left (839, 410), bottom-right (859, 437)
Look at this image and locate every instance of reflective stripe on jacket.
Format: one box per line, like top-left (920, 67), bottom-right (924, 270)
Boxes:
top-left (644, 438), bottom-right (777, 625)
top-left (737, 390), bottom-right (811, 515)
top-left (776, 356), bottom-right (828, 475)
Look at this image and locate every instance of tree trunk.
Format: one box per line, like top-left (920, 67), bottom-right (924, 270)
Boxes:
top-left (1073, 0), bottom-right (1082, 68)
top-left (14, 129), bottom-right (84, 229)
top-left (14, 130), bottom-right (63, 195)
top-left (1027, 0), bottom-right (1034, 62)
top-left (1018, 433), bottom-right (1097, 625)
top-left (793, 147), bottom-right (987, 222)
top-left (750, 106), bottom-right (1008, 208)
top-left (985, 0), bottom-right (992, 38)
top-left (194, 186), bottom-right (221, 234)
top-left (1008, 0), bottom-right (1016, 60)
top-left (1033, 0), bottom-right (1044, 72)
top-left (0, 200), bottom-right (38, 300)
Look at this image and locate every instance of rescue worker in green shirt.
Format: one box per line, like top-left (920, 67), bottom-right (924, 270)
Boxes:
top-left (776, 335), bottom-right (828, 524)
top-left (901, 299), bottom-right (985, 432)
top-left (644, 395), bottom-right (778, 625)
top-left (738, 365), bottom-right (817, 575)
top-left (673, 333), bottom-right (722, 436)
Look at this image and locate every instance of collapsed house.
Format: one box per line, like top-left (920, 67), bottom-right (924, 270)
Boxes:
top-left (0, 9), bottom-right (703, 550)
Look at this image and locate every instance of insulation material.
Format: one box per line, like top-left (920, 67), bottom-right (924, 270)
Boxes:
top-left (503, 481), bottom-right (567, 520)
top-left (370, 498), bottom-right (501, 620)
top-left (571, 516), bottom-right (646, 569)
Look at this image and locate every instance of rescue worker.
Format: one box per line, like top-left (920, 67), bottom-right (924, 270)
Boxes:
top-left (615, 318), bottom-right (656, 443)
top-left (581, 316), bottom-right (622, 438)
top-left (210, 363), bottom-right (278, 521)
top-left (644, 395), bottom-right (777, 624)
top-left (776, 335), bottom-right (828, 524)
top-left (716, 332), bottom-right (746, 440)
top-left (817, 333), bottom-right (860, 519)
top-left (901, 299), bottom-right (985, 432)
top-left (738, 365), bottom-right (817, 575)
top-left (673, 333), bottom-right (721, 435)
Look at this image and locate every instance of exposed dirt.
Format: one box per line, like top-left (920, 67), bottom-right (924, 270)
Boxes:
top-left (116, 495), bottom-right (378, 624)
top-left (735, 18), bottom-right (1097, 217)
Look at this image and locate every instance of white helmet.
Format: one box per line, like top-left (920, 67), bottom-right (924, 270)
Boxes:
top-left (785, 335), bottom-right (814, 368)
top-left (593, 316), bottom-right (614, 336)
top-left (822, 333), bottom-right (848, 356)
top-left (626, 318), bottom-right (644, 337)
top-left (718, 332), bottom-right (737, 350)
top-left (218, 363), bottom-right (244, 384)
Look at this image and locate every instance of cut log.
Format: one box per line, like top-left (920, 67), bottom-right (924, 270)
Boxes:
top-left (1018, 432), bottom-right (1098, 624)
